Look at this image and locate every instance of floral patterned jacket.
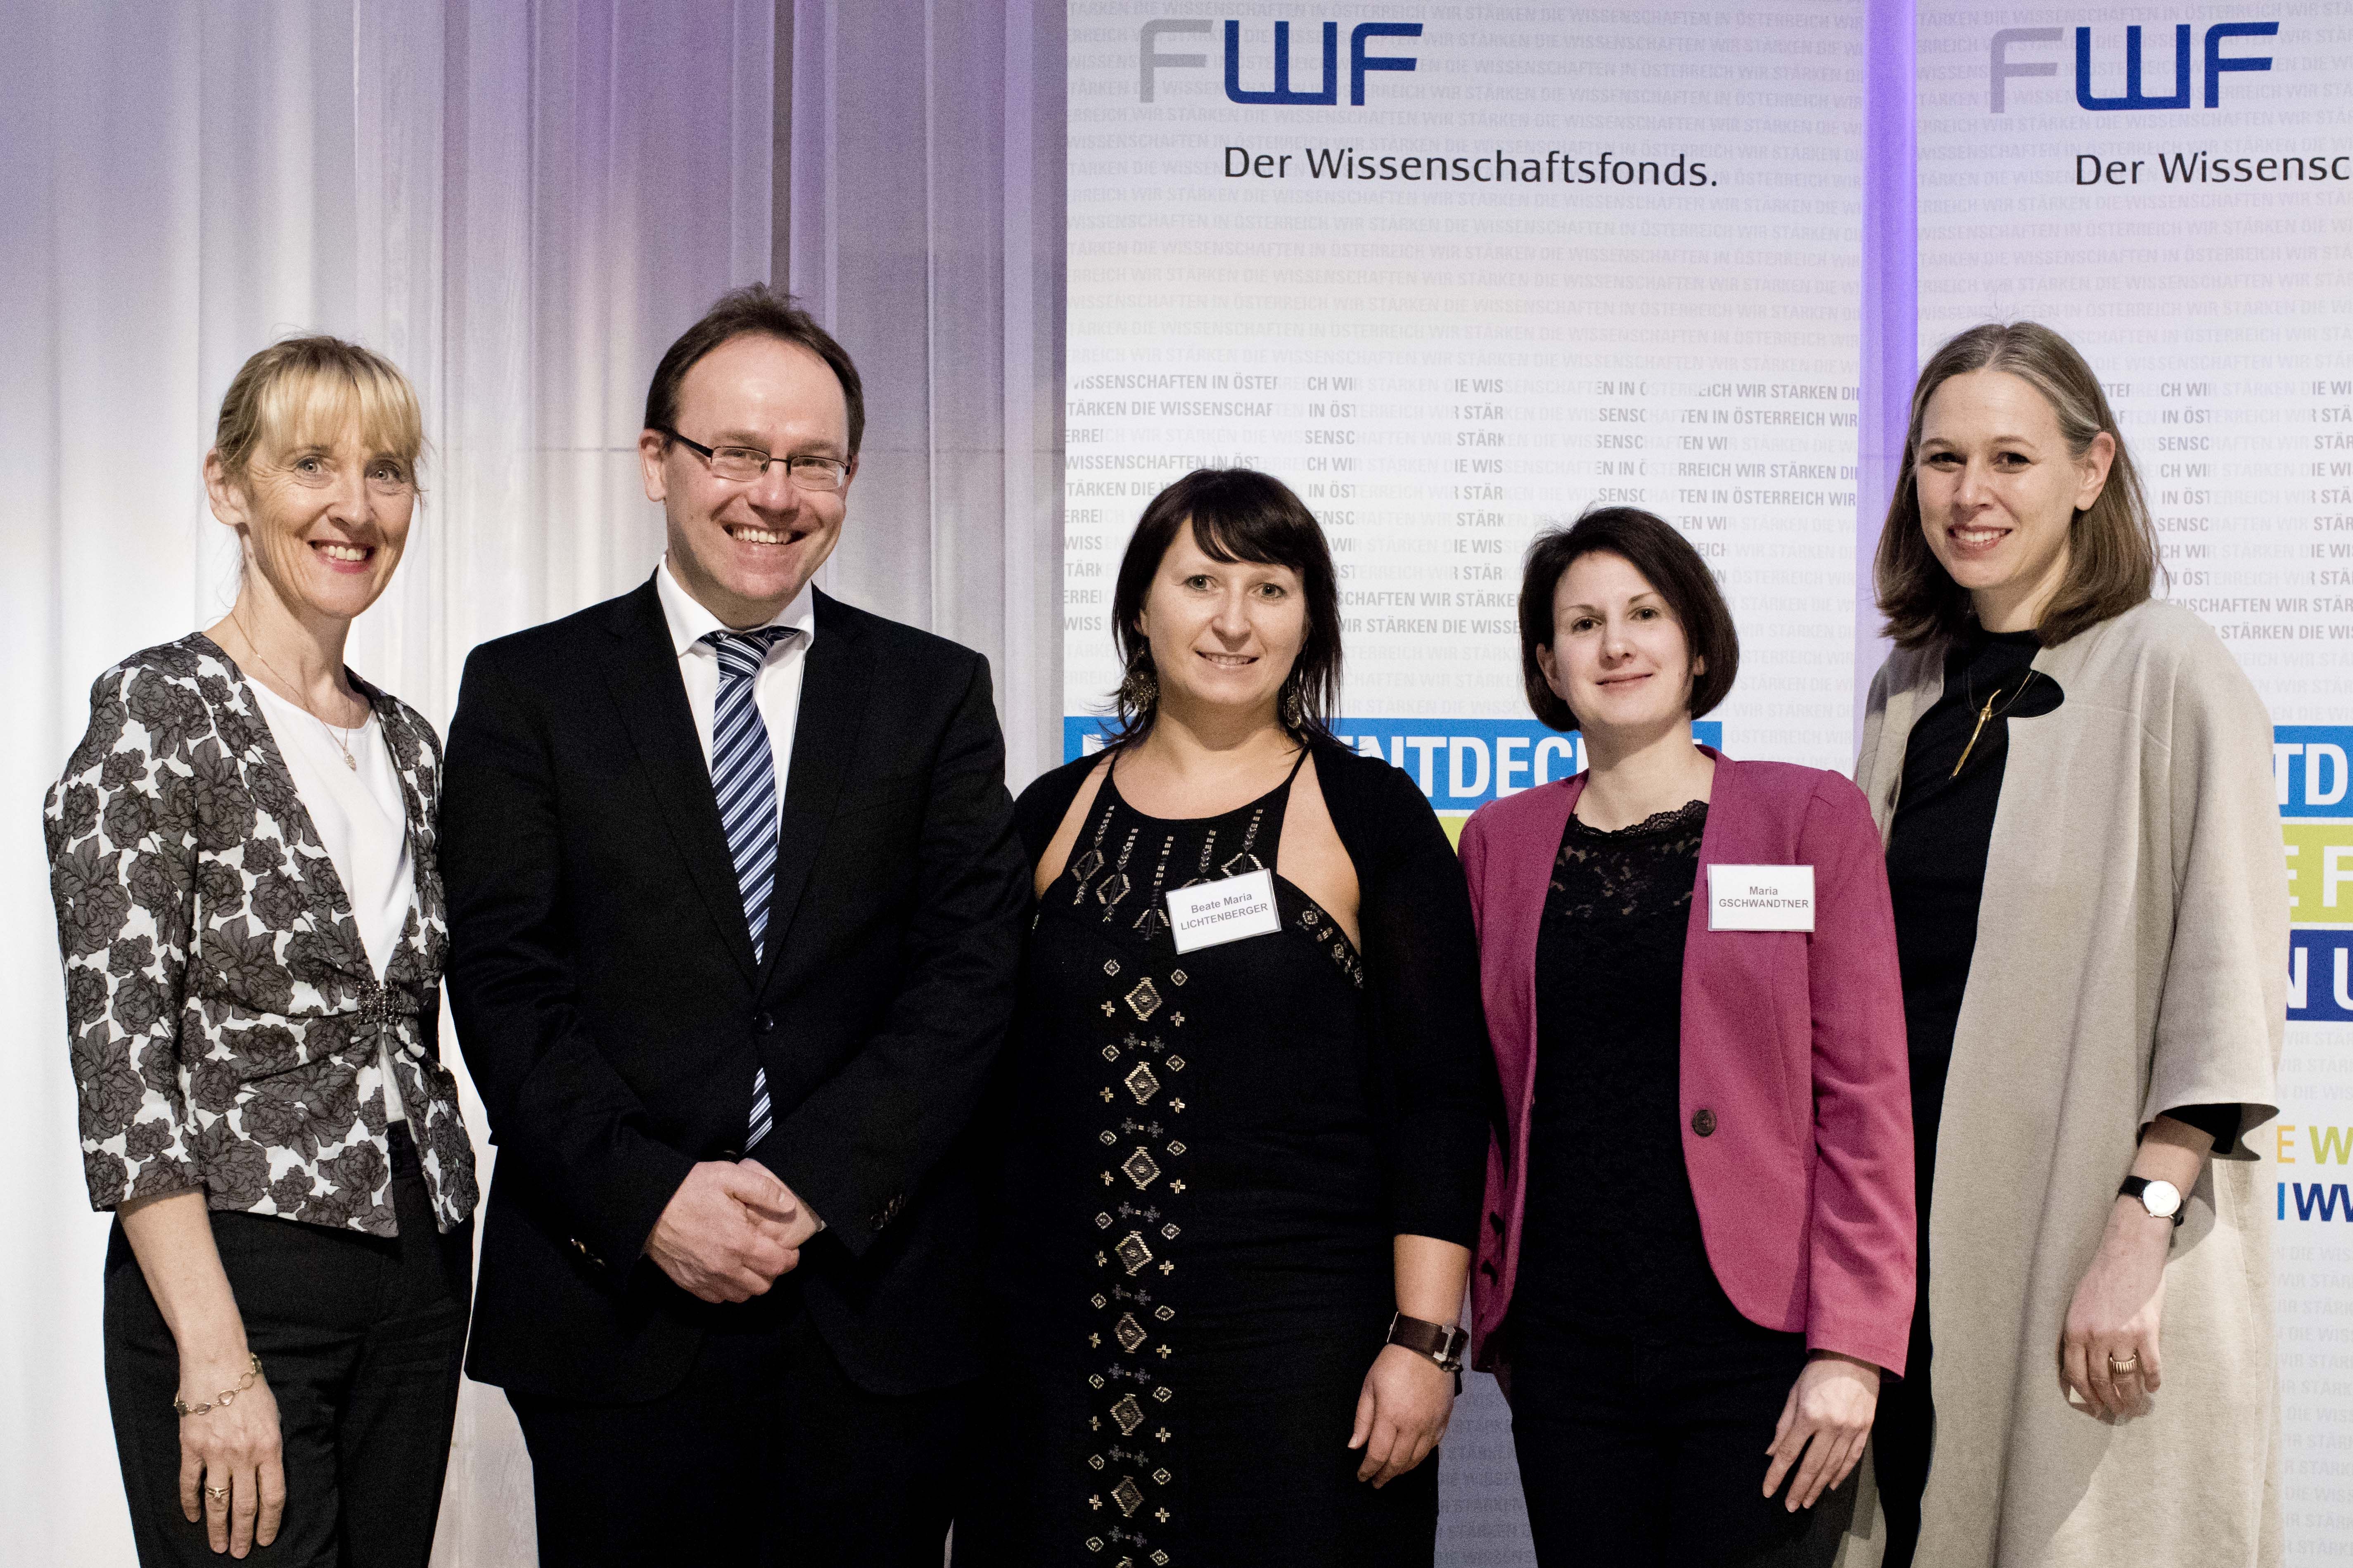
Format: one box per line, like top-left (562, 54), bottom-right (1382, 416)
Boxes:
top-left (44, 634), bottom-right (478, 1236)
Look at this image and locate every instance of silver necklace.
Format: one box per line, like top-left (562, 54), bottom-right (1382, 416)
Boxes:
top-left (234, 613), bottom-right (364, 770)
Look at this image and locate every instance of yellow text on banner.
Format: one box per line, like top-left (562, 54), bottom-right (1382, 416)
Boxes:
top-left (2282, 823), bottom-right (2353, 924)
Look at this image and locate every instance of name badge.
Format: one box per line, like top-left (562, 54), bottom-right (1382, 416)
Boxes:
top-left (1706, 864), bottom-right (1815, 932)
top-left (1166, 868), bottom-right (1284, 954)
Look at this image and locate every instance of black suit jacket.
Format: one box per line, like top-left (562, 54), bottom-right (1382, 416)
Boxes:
top-left (441, 578), bottom-right (1027, 1400)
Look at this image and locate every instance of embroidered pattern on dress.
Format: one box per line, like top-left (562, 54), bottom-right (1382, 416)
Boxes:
top-left (1068, 764), bottom-right (1366, 1566)
top-left (1089, 947), bottom-right (1185, 1561)
top-left (1134, 833), bottom-right (1176, 938)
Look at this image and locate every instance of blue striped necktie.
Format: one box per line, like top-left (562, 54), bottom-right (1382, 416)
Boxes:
top-left (702, 625), bottom-right (798, 1149)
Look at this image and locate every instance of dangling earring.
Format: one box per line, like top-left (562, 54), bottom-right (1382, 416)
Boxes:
top-left (1280, 682), bottom-right (1305, 730)
top-left (1120, 656), bottom-right (1159, 714)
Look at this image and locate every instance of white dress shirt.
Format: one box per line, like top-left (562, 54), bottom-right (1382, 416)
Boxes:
top-left (247, 680), bottom-right (415, 1121)
top-left (656, 558), bottom-right (825, 1229)
top-left (654, 554), bottom-right (817, 838)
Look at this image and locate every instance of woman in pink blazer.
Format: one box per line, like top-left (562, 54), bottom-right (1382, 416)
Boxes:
top-left (1459, 507), bottom-right (1913, 1567)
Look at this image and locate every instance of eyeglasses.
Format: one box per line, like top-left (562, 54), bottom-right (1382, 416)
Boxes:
top-left (660, 429), bottom-right (850, 492)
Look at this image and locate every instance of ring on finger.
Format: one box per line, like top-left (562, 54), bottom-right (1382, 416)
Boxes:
top-left (2106, 1351), bottom-right (2141, 1374)
top-left (204, 1484), bottom-right (230, 1502)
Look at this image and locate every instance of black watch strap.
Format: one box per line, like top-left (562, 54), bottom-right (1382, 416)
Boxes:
top-left (1386, 1312), bottom-right (1468, 1372)
top-left (2118, 1175), bottom-right (2186, 1226)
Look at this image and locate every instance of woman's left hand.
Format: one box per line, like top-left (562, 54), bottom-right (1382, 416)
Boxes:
top-left (1349, 1344), bottom-right (1454, 1486)
top-left (1763, 1352), bottom-right (1881, 1510)
top-left (2060, 1201), bottom-right (2172, 1421)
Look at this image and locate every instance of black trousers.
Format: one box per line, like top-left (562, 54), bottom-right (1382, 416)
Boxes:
top-left (1507, 1316), bottom-right (1850, 1568)
top-left (1874, 1066), bottom-right (1943, 1568)
top-left (1872, 1290), bottom-right (1935, 1568)
top-left (508, 1285), bottom-right (975, 1568)
top-left (104, 1125), bottom-right (474, 1568)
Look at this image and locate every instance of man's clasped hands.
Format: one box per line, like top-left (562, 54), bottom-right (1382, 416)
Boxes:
top-left (645, 1161), bottom-right (823, 1303)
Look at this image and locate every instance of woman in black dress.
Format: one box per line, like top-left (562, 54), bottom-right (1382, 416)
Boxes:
top-left (963, 469), bottom-right (1491, 1567)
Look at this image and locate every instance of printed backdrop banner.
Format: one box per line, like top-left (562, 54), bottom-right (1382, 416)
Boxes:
top-left (1064, 3), bottom-right (1869, 787)
top-left (1918, 5), bottom-right (2353, 1558)
top-left (1066, 4), bottom-right (1867, 1560)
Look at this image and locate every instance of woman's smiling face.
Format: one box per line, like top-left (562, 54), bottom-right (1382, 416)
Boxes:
top-left (1913, 368), bottom-right (2115, 630)
top-left (1536, 549), bottom-right (1699, 743)
top-left (1135, 524), bottom-right (1307, 723)
top-left (207, 420), bottom-right (415, 628)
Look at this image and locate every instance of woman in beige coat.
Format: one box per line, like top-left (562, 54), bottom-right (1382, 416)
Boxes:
top-left (1856, 322), bottom-right (2284, 1567)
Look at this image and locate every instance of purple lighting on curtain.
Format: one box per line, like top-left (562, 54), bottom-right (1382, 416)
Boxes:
top-left (1856, 0), bottom-right (1916, 743)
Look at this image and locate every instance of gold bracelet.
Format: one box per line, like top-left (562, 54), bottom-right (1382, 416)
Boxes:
top-left (173, 1353), bottom-right (263, 1418)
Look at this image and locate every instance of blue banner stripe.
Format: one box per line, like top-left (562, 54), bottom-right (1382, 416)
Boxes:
top-left (2275, 727), bottom-right (2353, 817)
top-left (2289, 928), bottom-right (2353, 1022)
top-left (1063, 716), bottom-right (1721, 809)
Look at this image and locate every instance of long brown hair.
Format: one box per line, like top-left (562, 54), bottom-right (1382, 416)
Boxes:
top-left (1876, 321), bottom-right (2159, 649)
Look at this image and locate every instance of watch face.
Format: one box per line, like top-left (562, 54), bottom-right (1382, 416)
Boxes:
top-left (2142, 1180), bottom-right (2183, 1217)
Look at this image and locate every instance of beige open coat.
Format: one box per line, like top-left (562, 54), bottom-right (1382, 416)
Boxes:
top-left (1854, 599), bottom-right (2285, 1568)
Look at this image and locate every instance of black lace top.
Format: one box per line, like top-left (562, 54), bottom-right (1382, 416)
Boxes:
top-left (1515, 798), bottom-right (1756, 1340)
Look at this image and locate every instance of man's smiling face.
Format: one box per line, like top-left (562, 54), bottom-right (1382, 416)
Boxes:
top-left (641, 332), bottom-right (856, 626)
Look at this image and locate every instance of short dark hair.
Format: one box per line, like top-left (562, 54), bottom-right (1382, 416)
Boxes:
top-left (643, 284), bottom-right (866, 456)
top-left (1517, 506), bottom-right (1738, 732)
top-left (1105, 469), bottom-right (1342, 747)
top-left (1876, 320), bottom-right (2157, 649)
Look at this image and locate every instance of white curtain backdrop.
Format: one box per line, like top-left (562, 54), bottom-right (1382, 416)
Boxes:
top-left (3, 3), bottom-right (1060, 1562)
top-left (785, 0), bottom-right (1066, 776)
top-left (5, 2), bottom-right (776, 1557)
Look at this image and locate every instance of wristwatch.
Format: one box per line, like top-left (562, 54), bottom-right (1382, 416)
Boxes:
top-left (2118, 1175), bottom-right (2185, 1226)
top-left (1386, 1312), bottom-right (1469, 1374)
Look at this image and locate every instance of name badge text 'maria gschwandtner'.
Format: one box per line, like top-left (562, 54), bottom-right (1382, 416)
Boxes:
top-left (1705, 864), bottom-right (1815, 932)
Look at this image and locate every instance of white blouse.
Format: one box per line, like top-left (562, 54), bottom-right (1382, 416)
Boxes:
top-left (248, 680), bottom-right (416, 1121)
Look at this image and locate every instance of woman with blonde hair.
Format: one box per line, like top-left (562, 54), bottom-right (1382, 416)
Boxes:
top-left (44, 337), bottom-right (477, 1565)
top-left (1859, 321), bottom-right (2284, 1566)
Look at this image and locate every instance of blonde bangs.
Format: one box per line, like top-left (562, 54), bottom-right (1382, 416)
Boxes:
top-left (214, 336), bottom-right (425, 486)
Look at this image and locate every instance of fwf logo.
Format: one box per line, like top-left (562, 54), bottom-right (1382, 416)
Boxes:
top-left (1139, 19), bottom-right (1421, 105)
top-left (1990, 22), bottom-right (2278, 111)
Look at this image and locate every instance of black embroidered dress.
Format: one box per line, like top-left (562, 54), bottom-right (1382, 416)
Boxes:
top-left (972, 750), bottom-right (1461, 1567)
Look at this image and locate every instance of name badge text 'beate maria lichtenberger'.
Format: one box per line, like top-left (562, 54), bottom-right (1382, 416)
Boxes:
top-left (1166, 868), bottom-right (1284, 954)
top-left (1705, 865), bottom-right (1815, 932)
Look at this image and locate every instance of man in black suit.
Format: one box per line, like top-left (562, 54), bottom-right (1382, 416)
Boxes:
top-left (441, 286), bottom-right (1027, 1565)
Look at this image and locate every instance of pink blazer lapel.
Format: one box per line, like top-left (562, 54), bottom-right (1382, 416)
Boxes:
top-left (1491, 777), bottom-right (1580, 1139)
top-left (1679, 744), bottom-right (1736, 980)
